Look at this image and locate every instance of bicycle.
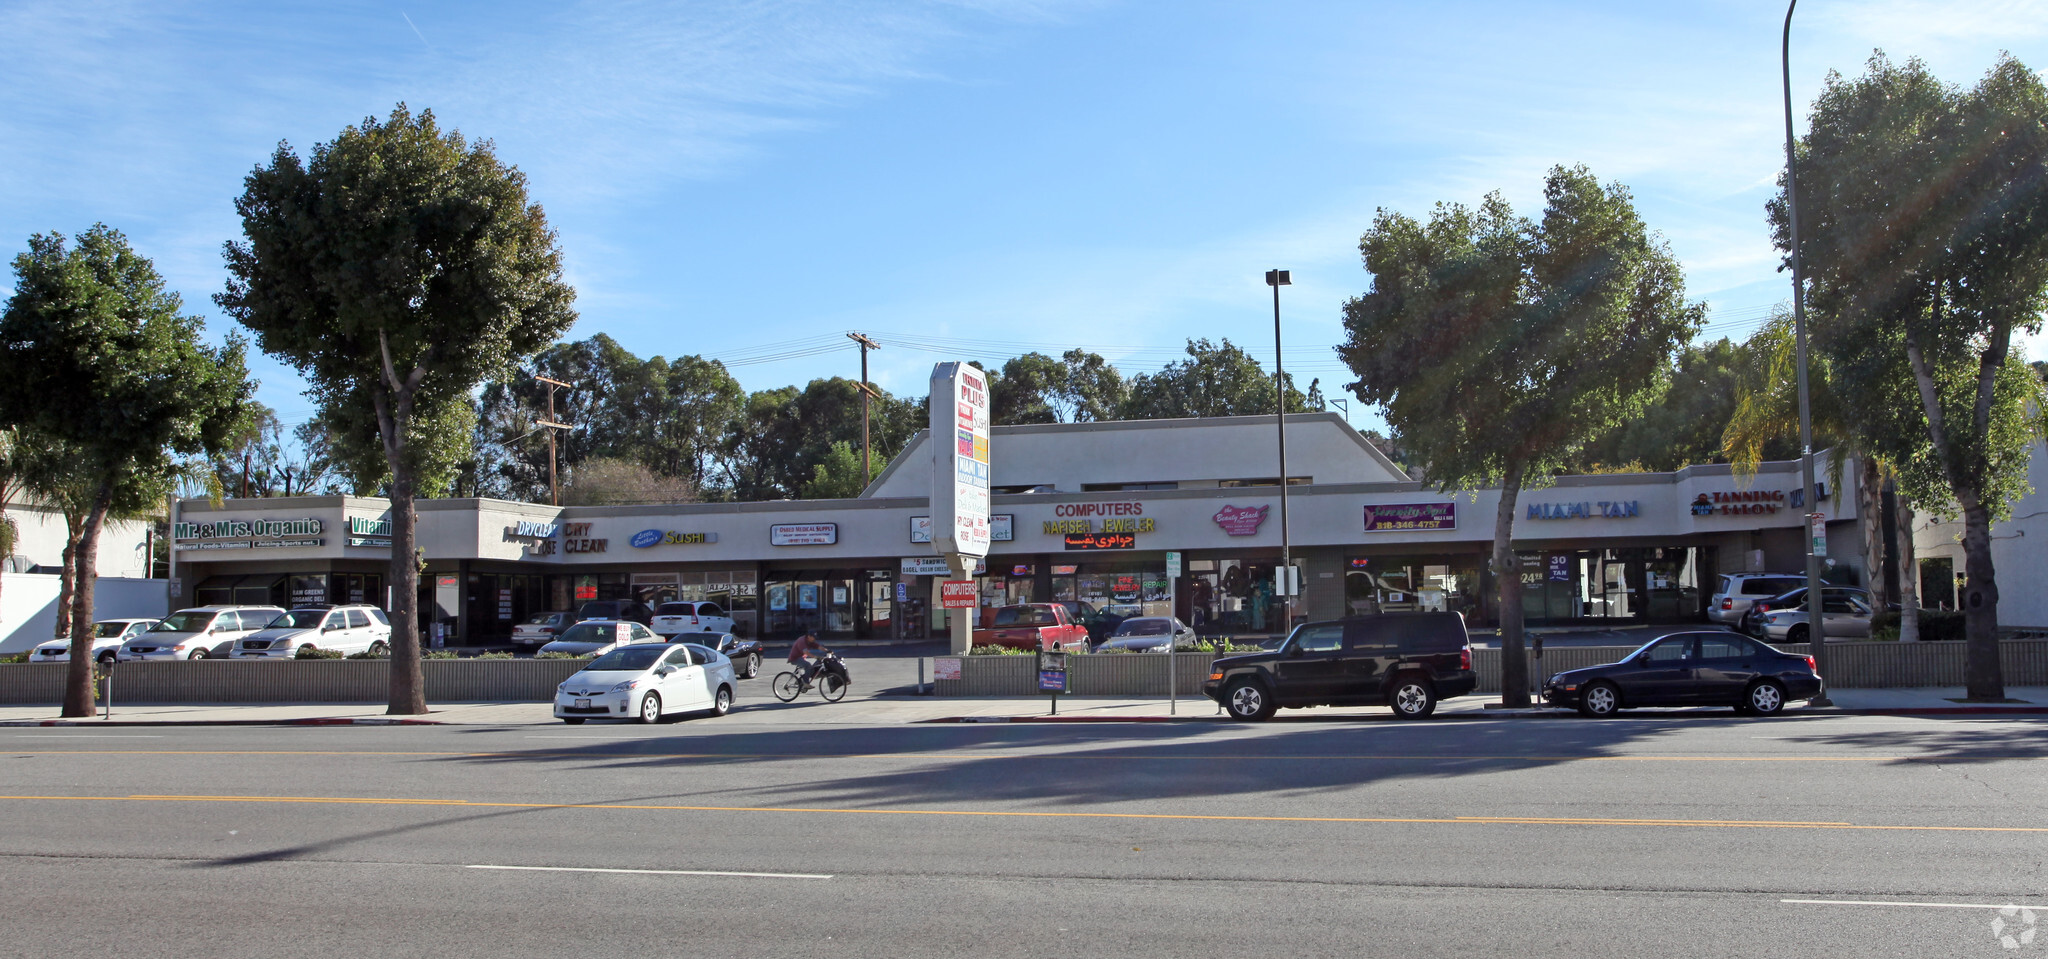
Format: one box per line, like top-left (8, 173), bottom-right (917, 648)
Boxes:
top-left (772, 651), bottom-right (849, 703)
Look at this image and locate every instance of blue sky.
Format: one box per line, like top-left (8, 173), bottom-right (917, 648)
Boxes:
top-left (4, 0), bottom-right (2045, 437)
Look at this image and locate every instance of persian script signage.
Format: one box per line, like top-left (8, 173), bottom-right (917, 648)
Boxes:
top-left (1361, 503), bottom-right (1457, 532)
top-left (1064, 532), bottom-right (1137, 551)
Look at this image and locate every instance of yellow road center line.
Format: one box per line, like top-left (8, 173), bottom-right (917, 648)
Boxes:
top-left (0, 794), bottom-right (2038, 833)
top-left (2, 749), bottom-right (2025, 762)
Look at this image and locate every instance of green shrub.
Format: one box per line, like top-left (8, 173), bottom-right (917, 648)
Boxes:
top-left (535, 651), bottom-right (582, 660)
top-left (1868, 609), bottom-right (1966, 642)
top-left (345, 649), bottom-right (387, 659)
top-left (472, 651), bottom-right (514, 660)
top-left (295, 646), bottom-right (345, 660)
top-left (968, 645), bottom-right (1033, 656)
top-left (1177, 639), bottom-right (1259, 653)
top-left (423, 649), bottom-right (461, 659)
top-left (0, 653), bottom-right (28, 664)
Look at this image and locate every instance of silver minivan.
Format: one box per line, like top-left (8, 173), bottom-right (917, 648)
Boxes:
top-left (119, 605), bottom-right (286, 661)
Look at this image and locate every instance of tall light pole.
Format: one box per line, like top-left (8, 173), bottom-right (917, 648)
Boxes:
top-left (1782, 0), bottom-right (1831, 702)
top-left (1267, 269), bottom-right (1294, 634)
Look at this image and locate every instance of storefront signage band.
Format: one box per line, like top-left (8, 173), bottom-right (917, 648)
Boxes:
top-left (1526, 500), bottom-right (1640, 520)
top-left (1362, 503), bottom-right (1456, 532)
top-left (1689, 491), bottom-right (1785, 516)
top-left (174, 517), bottom-right (323, 540)
top-left (508, 520), bottom-right (559, 539)
top-left (1044, 517), bottom-right (1154, 535)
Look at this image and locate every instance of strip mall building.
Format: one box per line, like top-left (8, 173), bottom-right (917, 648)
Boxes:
top-left (169, 413), bottom-right (1881, 643)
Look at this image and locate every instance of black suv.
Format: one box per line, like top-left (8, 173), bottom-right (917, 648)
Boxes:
top-left (576, 599), bottom-right (654, 626)
top-left (1202, 612), bottom-right (1477, 721)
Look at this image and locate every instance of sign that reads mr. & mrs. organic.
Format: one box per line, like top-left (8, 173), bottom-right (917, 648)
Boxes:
top-left (174, 517), bottom-right (324, 540)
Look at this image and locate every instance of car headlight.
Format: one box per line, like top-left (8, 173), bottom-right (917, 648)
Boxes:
top-left (610, 679), bottom-right (642, 692)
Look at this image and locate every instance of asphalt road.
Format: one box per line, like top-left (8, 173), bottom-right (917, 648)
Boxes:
top-left (4, 713), bottom-right (2045, 958)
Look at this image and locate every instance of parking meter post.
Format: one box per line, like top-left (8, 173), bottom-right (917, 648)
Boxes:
top-left (101, 661), bottom-right (113, 721)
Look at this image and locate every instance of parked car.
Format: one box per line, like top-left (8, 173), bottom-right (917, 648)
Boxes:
top-left (1055, 600), bottom-right (1108, 644)
top-left (650, 601), bottom-right (736, 638)
top-left (119, 606), bottom-right (285, 661)
top-left (1202, 612), bottom-right (1477, 721)
top-left (1738, 586), bottom-right (1879, 637)
top-left (668, 631), bottom-right (763, 679)
top-left (553, 640), bottom-right (736, 724)
top-left (512, 611), bottom-right (577, 647)
top-left (576, 599), bottom-right (654, 626)
top-left (1708, 573), bottom-right (1807, 625)
top-left (1542, 631), bottom-right (1824, 717)
top-left (971, 603), bottom-right (1090, 652)
top-left (1096, 616), bottom-right (1196, 653)
top-left (537, 619), bottom-right (662, 658)
top-left (232, 605), bottom-right (393, 658)
top-left (28, 618), bottom-right (157, 664)
top-left (1759, 592), bottom-right (1876, 643)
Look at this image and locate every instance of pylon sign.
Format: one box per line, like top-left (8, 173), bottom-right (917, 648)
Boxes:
top-left (930, 362), bottom-right (991, 558)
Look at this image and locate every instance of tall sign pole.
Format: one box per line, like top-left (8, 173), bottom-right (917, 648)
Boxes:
top-left (534, 375), bottom-right (572, 507)
top-left (1267, 269), bottom-right (1294, 633)
top-left (1782, 0), bottom-right (1829, 702)
top-left (930, 362), bottom-right (992, 654)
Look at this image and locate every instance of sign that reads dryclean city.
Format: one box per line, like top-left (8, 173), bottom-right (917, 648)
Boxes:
top-left (628, 529), bottom-right (718, 548)
top-left (1526, 500), bottom-right (1640, 520)
top-left (1363, 503), bottom-right (1457, 532)
top-left (770, 523), bottom-right (838, 546)
top-left (1213, 504), bottom-right (1269, 536)
top-left (929, 362), bottom-right (992, 557)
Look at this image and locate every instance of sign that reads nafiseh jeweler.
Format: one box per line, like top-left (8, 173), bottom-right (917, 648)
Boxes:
top-left (929, 362), bottom-right (991, 558)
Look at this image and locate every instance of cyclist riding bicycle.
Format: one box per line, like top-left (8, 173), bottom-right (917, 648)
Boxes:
top-left (787, 632), bottom-right (831, 686)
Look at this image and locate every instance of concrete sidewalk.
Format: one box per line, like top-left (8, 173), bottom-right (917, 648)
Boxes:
top-left (2, 686), bottom-right (2043, 726)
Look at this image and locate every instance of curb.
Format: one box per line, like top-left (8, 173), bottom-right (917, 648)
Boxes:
top-left (0, 717), bottom-right (447, 727)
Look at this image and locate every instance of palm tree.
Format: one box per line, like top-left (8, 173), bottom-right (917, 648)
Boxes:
top-left (1723, 311), bottom-right (1922, 640)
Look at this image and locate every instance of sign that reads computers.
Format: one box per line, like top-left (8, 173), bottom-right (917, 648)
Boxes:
top-left (929, 362), bottom-right (991, 558)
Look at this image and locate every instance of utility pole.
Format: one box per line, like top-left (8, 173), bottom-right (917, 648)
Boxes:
top-left (847, 332), bottom-right (882, 483)
top-left (534, 375), bottom-right (572, 507)
top-left (1782, 0), bottom-right (1830, 703)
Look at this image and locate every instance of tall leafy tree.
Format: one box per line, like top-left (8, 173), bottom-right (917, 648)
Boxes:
top-left (0, 225), bottom-right (251, 717)
top-left (1122, 338), bottom-right (1308, 419)
top-left (219, 106), bottom-right (576, 714)
top-left (1773, 54), bottom-right (2048, 698)
top-left (1575, 338), bottom-right (1767, 472)
top-left (1339, 165), bottom-right (1702, 706)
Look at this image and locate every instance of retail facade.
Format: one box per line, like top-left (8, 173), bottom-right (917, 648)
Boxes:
top-left (168, 414), bottom-right (1875, 643)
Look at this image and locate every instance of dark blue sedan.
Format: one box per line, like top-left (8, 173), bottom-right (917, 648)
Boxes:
top-left (1542, 631), bottom-right (1824, 717)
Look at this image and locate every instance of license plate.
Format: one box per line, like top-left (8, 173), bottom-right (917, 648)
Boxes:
top-left (574, 699), bottom-right (590, 709)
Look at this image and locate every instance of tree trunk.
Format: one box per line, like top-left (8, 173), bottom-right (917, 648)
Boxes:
top-left (54, 522), bottom-right (79, 640)
top-left (1858, 458), bottom-right (1889, 614)
top-left (1957, 491), bottom-right (2005, 700)
top-left (1494, 462), bottom-right (1529, 707)
top-left (387, 466), bottom-right (424, 714)
top-left (62, 483), bottom-right (113, 718)
top-left (1896, 495), bottom-right (1920, 643)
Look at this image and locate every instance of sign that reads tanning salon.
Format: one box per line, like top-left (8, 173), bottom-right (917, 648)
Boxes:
top-left (771, 523), bottom-right (838, 546)
top-left (1689, 490), bottom-right (1787, 517)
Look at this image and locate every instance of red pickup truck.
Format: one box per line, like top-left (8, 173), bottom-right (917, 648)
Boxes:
top-left (972, 604), bottom-right (1091, 652)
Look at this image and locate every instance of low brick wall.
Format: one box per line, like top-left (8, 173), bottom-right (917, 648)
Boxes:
top-left (0, 658), bottom-right (586, 705)
top-left (934, 652), bottom-right (1217, 697)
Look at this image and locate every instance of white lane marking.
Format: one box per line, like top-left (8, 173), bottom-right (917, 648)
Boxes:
top-left (1783, 899), bottom-right (2048, 910)
top-left (12, 735), bottom-right (164, 738)
top-left (467, 864), bottom-right (831, 880)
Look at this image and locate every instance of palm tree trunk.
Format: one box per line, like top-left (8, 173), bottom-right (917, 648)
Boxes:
top-left (1896, 494), bottom-right (1920, 642)
top-left (1859, 459), bottom-right (1889, 614)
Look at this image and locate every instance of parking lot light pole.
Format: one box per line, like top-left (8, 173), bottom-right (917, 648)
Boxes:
top-left (1267, 269), bottom-right (1293, 633)
top-left (1782, 0), bottom-right (1830, 703)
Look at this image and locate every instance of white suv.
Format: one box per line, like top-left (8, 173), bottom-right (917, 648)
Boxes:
top-left (1708, 574), bottom-right (1807, 625)
top-left (651, 601), bottom-right (736, 638)
top-left (28, 619), bottom-right (158, 664)
top-left (119, 606), bottom-right (286, 660)
top-left (232, 605), bottom-right (393, 658)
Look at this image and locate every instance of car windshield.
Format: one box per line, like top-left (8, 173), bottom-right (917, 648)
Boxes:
top-left (150, 612), bottom-right (212, 632)
top-left (93, 622), bottom-right (134, 638)
top-left (555, 623), bottom-right (614, 644)
top-left (525, 613), bottom-right (563, 625)
top-left (584, 646), bottom-right (665, 672)
top-left (655, 603), bottom-right (695, 616)
top-left (994, 607), bottom-right (1050, 626)
top-left (268, 610), bottom-right (329, 629)
top-left (1116, 619), bottom-right (1169, 636)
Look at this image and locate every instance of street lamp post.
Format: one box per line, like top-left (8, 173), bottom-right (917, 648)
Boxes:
top-left (1267, 269), bottom-right (1294, 633)
top-left (1782, 0), bottom-right (1830, 702)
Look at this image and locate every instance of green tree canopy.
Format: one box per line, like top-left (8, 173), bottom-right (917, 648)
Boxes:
top-left (1338, 165), bottom-right (1702, 705)
top-left (219, 105), bottom-right (577, 713)
top-left (1122, 338), bottom-right (1307, 419)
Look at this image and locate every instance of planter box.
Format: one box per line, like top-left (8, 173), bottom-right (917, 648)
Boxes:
top-left (934, 652), bottom-right (1218, 697)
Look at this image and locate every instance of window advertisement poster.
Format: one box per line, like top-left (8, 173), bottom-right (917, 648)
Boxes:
top-left (928, 362), bottom-right (992, 557)
top-left (798, 584), bottom-right (820, 609)
top-left (768, 584), bottom-right (790, 612)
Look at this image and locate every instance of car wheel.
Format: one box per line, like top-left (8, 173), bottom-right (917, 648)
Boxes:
top-left (188, 649), bottom-right (208, 660)
top-left (710, 686), bottom-right (733, 717)
top-left (1223, 678), bottom-right (1276, 722)
top-left (95, 650), bottom-right (116, 665)
top-left (637, 692), bottom-right (663, 724)
top-left (368, 641), bottom-right (388, 657)
top-left (744, 652), bottom-right (761, 679)
top-left (1746, 680), bottom-right (1787, 716)
top-left (562, 717), bottom-right (585, 725)
top-left (1787, 624), bottom-right (1809, 645)
top-left (1389, 676), bottom-right (1437, 719)
top-left (1578, 681), bottom-right (1620, 718)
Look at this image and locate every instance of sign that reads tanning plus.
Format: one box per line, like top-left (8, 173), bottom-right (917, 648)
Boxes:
top-left (929, 362), bottom-right (991, 558)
